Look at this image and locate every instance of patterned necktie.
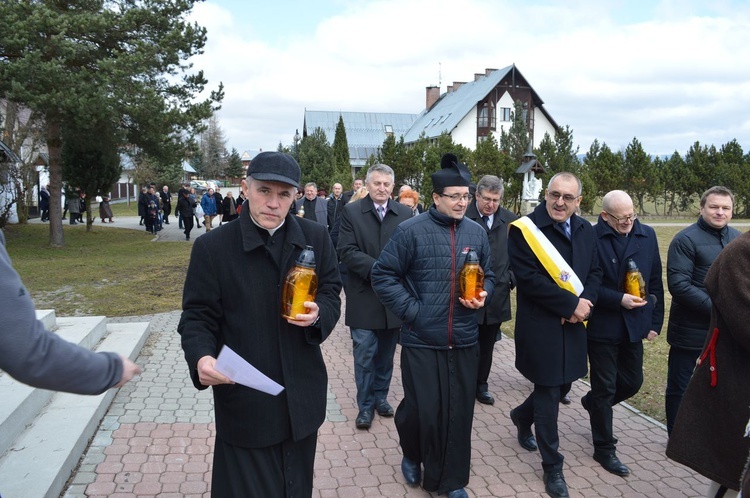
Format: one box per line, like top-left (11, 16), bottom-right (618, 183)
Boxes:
top-left (559, 221), bottom-right (571, 240)
top-left (377, 205), bottom-right (385, 221)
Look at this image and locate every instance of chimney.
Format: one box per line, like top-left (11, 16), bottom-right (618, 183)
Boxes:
top-left (452, 81), bottom-right (466, 91)
top-left (485, 68), bottom-right (498, 75)
top-left (426, 85), bottom-right (440, 110)
top-left (474, 73), bottom-right (484, 81)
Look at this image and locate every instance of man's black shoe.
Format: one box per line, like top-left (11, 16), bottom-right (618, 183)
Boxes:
top-left (476, 391), bottom-right (495, 405)
top-left (375, 400), bottom-right (394, 417)
top-left (355, 409), bottom-right (374, 429)
top-left (401, 457), bottom-right (421, 485)
top-left (543, 471), bottom-right (570, 498)
top-left (446, 488), bottom-right (468, 498)
top-left (509, 408), bottom-right (537, 451)
top-left (164, 221), bottom-right (169, 224)
top-left (593, 452), bottom-right (630, 476)
top-left (560, 394), bottom-right (572, 405)
top-left (581, 393), bottom-right (591, 414)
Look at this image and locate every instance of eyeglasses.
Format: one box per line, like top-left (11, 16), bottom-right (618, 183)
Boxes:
top-left (477, 194), bottom-right (501, 204)
top-left (605, 212), bottom-right (637, 224)
top-left (438, 193), bottom-right (473, 202)
top-left (547, 191), bottom-right (580, 203)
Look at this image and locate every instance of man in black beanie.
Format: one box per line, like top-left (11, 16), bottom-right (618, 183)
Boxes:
top-left (372, 153), bottom-right (495, 498)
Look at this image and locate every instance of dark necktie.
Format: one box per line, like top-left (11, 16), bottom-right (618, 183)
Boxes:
top-left (482, 215), bottom-right (490, 230)
top-left (559, 221), bottom-right (571, 240)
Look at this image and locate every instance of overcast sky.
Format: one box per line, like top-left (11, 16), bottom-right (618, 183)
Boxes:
top-left (187, 0), bottom-right (750, 157)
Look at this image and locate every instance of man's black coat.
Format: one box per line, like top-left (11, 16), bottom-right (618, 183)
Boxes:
top-left (465, 201), bottom-right (517, 325)
top-left (508, 202), bottom-right (602, 386)
top-left (337, 195), bottom-right (413, 329)
top-left (178, 207), bottom-right (342, 448)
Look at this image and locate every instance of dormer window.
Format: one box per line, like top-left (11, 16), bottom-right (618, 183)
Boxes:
top-left (384, 124), bottom-right (393, 138)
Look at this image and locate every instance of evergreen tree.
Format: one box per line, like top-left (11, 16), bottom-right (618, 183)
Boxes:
top-left (584, 139), bottom-right (624, 199)
top-left (623, 137), bottom-right (656, 214)
top-left (0, 0), bottom-right (222, 246)
top-left (331, 115), bottom-right (353, 188)
top-left (224, 148), bottom-right (246, 179)
top-left (61, 115), bottom-right (121, 230)
top-left (199, 116), bottom-right (228, 179)
top-left (298, 127), bottom-right (334, 189)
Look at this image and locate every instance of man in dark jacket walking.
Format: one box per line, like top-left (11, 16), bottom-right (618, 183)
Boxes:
top-left (508, 172), bottom-right (602, 498)
top-left (465, 174), bottom-right (517, 405)
top-left (337, 164), bottom-right (413, 430)
top-left (159, 186), bottom-right (172, 224)
top-left (178, 152), bottom-right (342, 496)
top-left (583, 190), bottom-right (664, 477)
top-left (665, 185), bottom-right (739, 435)
top-left (372, 154), bottom-right (495, 498)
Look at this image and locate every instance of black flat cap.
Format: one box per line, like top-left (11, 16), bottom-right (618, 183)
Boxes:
top-left (247, 151), bottom-right (301, 188)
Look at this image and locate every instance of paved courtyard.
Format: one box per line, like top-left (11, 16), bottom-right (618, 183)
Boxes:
top-left (61, 299), bottom-right (708, 497)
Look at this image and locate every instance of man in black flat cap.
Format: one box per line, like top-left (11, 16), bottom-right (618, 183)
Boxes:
top-left (178, 151), bottom-right (342, 497)
top-left (372, 153), bottom-right (495, 498)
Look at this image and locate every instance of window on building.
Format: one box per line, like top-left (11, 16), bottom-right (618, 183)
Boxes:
top-left (501, 107), bottom-right (511, 121)
top-left (384, 124), bottom-right (393, 138)
top-left (478, 103), bottom-right (489, 128)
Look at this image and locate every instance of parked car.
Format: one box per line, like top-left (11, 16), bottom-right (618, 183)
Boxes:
top-left (190, 180), bottom-right (208, 195)
top-left (205, 179), bottom-right (222, 191)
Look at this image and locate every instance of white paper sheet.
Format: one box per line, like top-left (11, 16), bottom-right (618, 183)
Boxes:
top-left (214, 345), bottom-right (284, 396)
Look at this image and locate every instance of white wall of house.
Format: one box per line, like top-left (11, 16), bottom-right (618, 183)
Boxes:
top-left (451, 107), bottom-right (479, 150)
top-left (533, 108), bottom-right (557, 147)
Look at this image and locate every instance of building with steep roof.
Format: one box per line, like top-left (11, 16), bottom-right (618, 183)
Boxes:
top-left (305, 64), bottom-right (558, 176)
top-left (303, 111), bottom-right (419, 174)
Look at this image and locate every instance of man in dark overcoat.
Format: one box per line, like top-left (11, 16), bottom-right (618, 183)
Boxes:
top-left (667, 231), bottom-right (750, 496)
top-left (464, 174), bottom-right (517, 405)
top-left (336, 163), bottom-right (413, 430)
top-left (584, 190), bottom-right (664, 477)
top-left (508, 172), bottom-right (602, 498)
top-left (178, 151), bottom-right (342, 497)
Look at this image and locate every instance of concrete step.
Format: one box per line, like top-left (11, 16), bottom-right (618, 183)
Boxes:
top-left (0, 316), bottom-right (108, 457)
top-left (35, 309), bottom-right (57, 331)
top-left (0, 319), bottom-right (151, 498)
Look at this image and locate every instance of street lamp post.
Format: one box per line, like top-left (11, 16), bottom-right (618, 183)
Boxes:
top-left (293, 129), bottom-right (301, 160)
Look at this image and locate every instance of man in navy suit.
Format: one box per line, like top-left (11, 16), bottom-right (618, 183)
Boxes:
top-left (584, 190), bottom-right (664, 477)
top-left (508, 172), bottom-right (602, 498)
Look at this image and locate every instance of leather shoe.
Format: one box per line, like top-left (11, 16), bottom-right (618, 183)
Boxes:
top-left (560, 394), bottom-right (572, 405)
top-left (593, 452), bottom-right (630, 476)
top-left (375, 400), bottom-right (394, 417)
top-left (510, 408), bottom-right (537, 451)
top-left (476, 391), bottom-right (495, 405)
top-left (401, 456), bottom-right (421, 485)
top-left (355, 409), bottom-right (374, 429)
top-left (446, 488), bottom-right (469, 498)
top-left (543, 471), bottom-right (570, 498)
top-left (581, 393), bottom-right (591, 413)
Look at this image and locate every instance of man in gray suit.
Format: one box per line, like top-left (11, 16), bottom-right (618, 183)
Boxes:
top-left (296, 182), bottom-right (328, 227)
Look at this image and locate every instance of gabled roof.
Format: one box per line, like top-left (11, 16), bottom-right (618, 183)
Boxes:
top-left (181, 161), bottom-right (196, 173)
top-left (0, 140), bottom-right (21, 163)
top-left (241, 150), bottom-right (261, 162)
top-left (304, 110), bottom-right (419, 165)
top-left (402, 64), bottom-right (557, 143)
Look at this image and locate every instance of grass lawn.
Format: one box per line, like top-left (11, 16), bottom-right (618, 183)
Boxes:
top-left (4, 223), bottom-right (192, 317)
top-left (1, 220), bottom-right (735, 424)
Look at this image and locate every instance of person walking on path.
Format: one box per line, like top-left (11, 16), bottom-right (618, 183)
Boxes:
top-left (200, 188), bottom-right (217, 232)
top-left (667, 231), bottom-right (750, 498)
top-left (372, 153), bottom-right (494, 498)
top-left (664, 186), bottom-right (739, 435)
top-left (336, 164), bottom-right (413, 430)
top-left (160, 186), bottom-right (172, 225)
top-left (507, 172), bottom-right (602, 498)
top-left (583, 190), bottom-right (664, 477)
top-left (39, 184), bottom-right (50, 222)
top-left (464, 174), bottom-right (517, 406)
top-left (178, 151), bottom-right (342, 496)
top-left (176, 188), bottom-right (196, 240)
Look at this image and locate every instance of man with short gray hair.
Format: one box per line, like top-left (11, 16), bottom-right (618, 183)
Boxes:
top-left (296, 182), bottom-right (328, 227)
top-left (337, 164), bottom-right (413, 430)
top-left (465, 175), bottom-right (517, 405)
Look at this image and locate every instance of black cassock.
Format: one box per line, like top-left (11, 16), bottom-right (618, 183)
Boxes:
top-left (211, 432), bottom-right (317, 497)
top-left (395, 345), bottom-right (479, 494)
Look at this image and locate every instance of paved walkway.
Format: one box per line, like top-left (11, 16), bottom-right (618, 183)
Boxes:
top-left (39, 209), bottom-right (712, 496)
top-left (60, 302), bottom-right (707, 497)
